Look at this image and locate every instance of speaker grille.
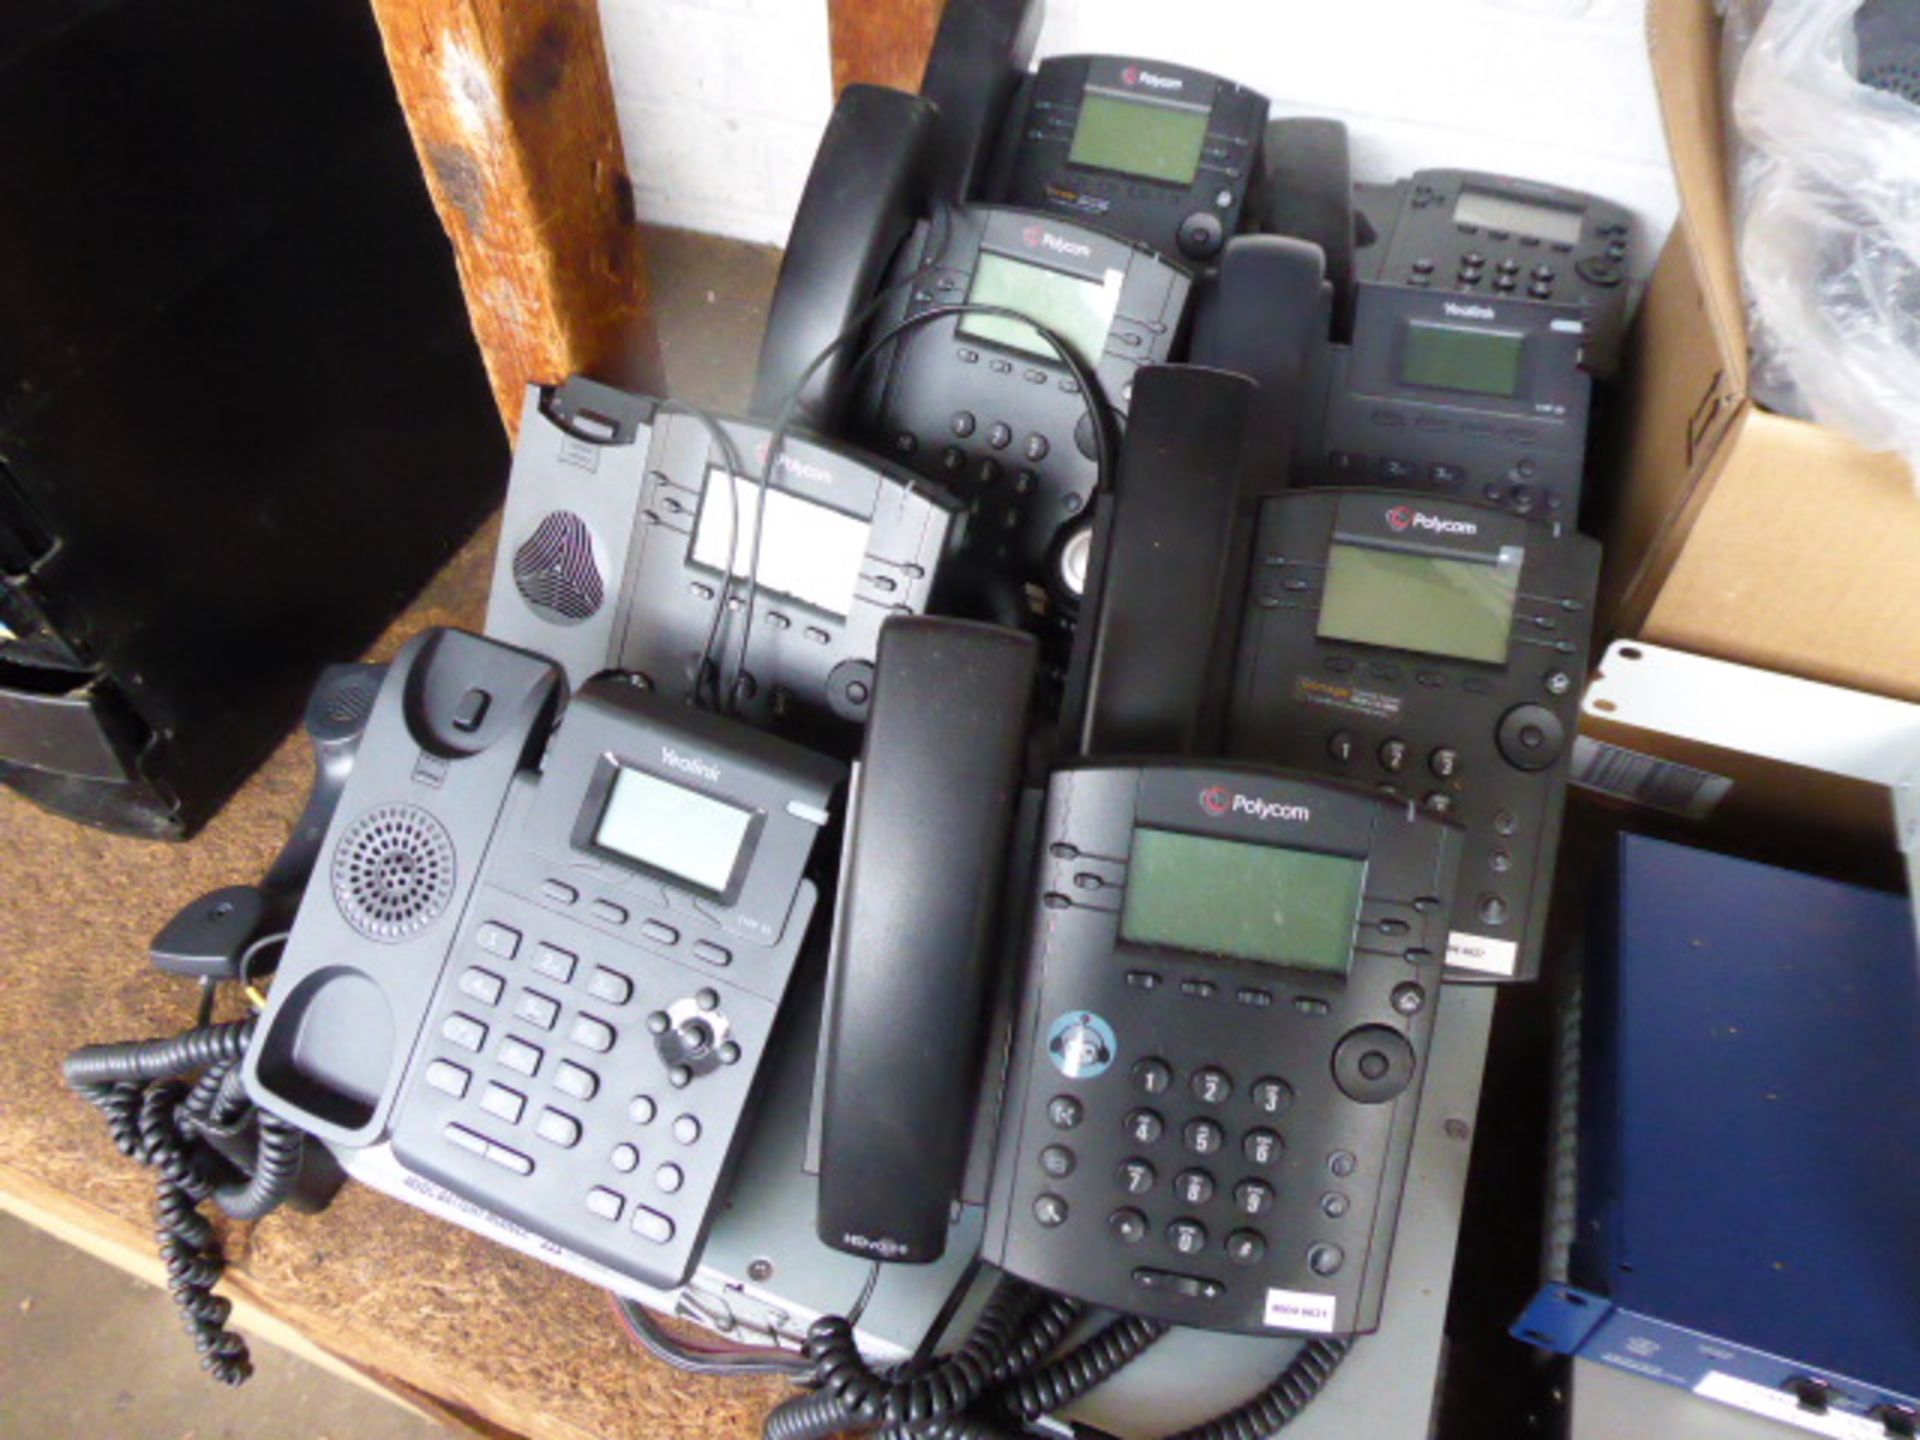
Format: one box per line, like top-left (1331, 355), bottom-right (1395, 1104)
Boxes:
top-left (512, 511), bottom-right (605, 624)
top-left (332, 804), bottom-right (456, 942)
top-left (1862, 47), bottom-right (1920, 105)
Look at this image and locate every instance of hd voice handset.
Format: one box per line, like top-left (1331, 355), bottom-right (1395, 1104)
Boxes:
top-left (244, 627), bottom-right (844, 1289)
top-left (486, 377), bottom-right (964, 740)
top-left (981, 762), bottom-right (1462, 1336)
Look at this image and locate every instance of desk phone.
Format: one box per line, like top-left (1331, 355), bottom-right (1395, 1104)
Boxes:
top-left (486, 377), bottom-right (963, 741)
top-left (1224, 490), bottom-right (1598, 983)
top-left (851, 205), bottom-right (1191, 598)
top-left (984, 55), bottom-right (1268, 263)
top-left (982, 762), bottom-right (1461, 1336)
top-left (1300, 283), bottom-right (1594, 518)
top-left (245, 628), bottom-right (843, 1289)
top-left (1355, 168), bottom-right (1635, 378)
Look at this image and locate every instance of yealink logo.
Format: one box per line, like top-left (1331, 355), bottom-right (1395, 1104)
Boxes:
top-left (661, 747), bottom-right (720, 782)
top-left (1443, 301), bottom-right (1496, 320)
top-left (1387, 506), bottom-right (1478, 537)
top-left (1121, 65), bottom-right (1182, 91)
top-left (1021, 225), bottom-right (1092, 259)
top-left (1200, 787), bottom-right (1311, 823)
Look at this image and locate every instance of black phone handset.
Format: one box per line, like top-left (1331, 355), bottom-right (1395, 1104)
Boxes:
top-left (917, 0), bottom-right (1044, 207)
top-left (751, 86), bottom-right (939, 431)
top-left (814, 615), bottom-right (1037, 1262)
top-left (1058, 363), bottom-right (1257, 760)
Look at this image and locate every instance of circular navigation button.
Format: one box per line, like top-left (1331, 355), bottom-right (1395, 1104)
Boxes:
top-left (1497, 704), bottom-right (1566, 771)
top-left (1333, 1026), bottom-right (1418, 1104)
top-left (1177, 211), bottom-right (1225, 258)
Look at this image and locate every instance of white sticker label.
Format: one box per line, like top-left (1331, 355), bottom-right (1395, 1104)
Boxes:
top-left (1263, 1287), bottom-right (1338, 1334)
top-left (1446, 931), bottom-right (1519, 976)
top-left (1571, 737), bottom-right (1733, 819)
top-left (1694, 1372), bottom-right (1887, 1439)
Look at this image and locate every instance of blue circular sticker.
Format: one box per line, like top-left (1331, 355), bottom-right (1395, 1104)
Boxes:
top-left (1046, 1011), bottom-right (1117, 1080)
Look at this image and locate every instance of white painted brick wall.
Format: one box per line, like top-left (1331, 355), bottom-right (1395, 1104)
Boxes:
top-left (599, 0), bottom-right (1680, 266)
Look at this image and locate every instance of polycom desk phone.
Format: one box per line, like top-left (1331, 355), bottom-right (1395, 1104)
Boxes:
top-left (982, 762), bottom-right (1462, 1336)
top-left (1225, 490), bottom-right (1598, 983)
top-left (486, 377), bottom-right (963, 740)
top-left (1353, 167), bottom-right (1636, 378)
top-left (983, 55), bottom-right (1269, 264)
top-left (852, 205), bottom-right (1191, 599)
top-left (244, 628), bottom-right (843, 1289)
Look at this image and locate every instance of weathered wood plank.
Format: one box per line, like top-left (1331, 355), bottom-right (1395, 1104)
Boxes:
top-left (827, 0), bottom-right (944, 94)
top-left (367, 0), bottom-right (660, 431)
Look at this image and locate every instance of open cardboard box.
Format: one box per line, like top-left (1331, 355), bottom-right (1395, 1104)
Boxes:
top-left (1596, 0), bottom-right (1920, 703)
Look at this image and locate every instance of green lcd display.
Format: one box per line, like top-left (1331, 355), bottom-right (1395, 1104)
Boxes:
top-left (958, 251), bottom-right (1122, 367)
top-left (1119, 827), bottom-right (1365, 973)
top-left (1400, 322), bottom-right (1525, 398)
top-left (1316, 541), bottom-right (1521, 665)
top-left (1068, 89), bottom-right (1209, 186)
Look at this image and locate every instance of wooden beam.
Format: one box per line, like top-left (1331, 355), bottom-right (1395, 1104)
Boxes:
top-left (828, 0), bottom-right (944, 94)
top-left (366, 0), bottom-right (660, 432)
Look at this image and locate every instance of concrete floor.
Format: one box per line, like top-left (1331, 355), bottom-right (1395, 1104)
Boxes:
top-left (0, 1210), bottom-right (450, 1439)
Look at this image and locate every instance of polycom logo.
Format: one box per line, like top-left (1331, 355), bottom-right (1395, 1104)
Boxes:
top-left (1199, 787), bottom-right (1311, 823)
top-left (1021, 226), bottom-right (1093, 259)
top-left (1386, 507), bottom-right (1479, 537)
top-left (1386, 506), bottom-right (1414, 532)
top-left (1121, 66), bottom-right (1182, 90)
top-left (1200, 786), bottom-right (1231, 816)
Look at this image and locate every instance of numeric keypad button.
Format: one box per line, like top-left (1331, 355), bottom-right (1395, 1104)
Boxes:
top-left (1226, 1230), bottom-right (1268, 1266)
top-left (1116, 1158), bottom-right (1157, 1196)
top-left (1190, 1067), bottom-right (1233, 1105)
top-left (1166, 1219), bottom-right (1208, 1256)
top-left (1109, 1208), bottom-right (1148, 1244)
top-left (1173, 1169), bottom-right (1216, 1206)
top-left (1132, 1058), bottom-right (1173, 1096)
top-left (1183, 1118), bottom-right (1224, 1156)
top-left (1235, 1179), bottom-right (1276, 1217)
top-left (1243, 1128), bottom-right (1284, 1166)
top-left (1125, 1109), bottom-right (1165, 1145)
top-left (1250, 1078), bottom-right (1294, 1116)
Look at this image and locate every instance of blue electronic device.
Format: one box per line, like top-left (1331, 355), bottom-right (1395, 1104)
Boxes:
top-left (1514, 834), bottom-right (1920, 1435)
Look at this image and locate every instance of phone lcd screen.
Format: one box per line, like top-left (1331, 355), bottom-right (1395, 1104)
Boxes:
top-left (689, 468), bottom-right (871, 618)
top-left (1452, 187), bottom-right (1583, 245)
top-left (1400, 322), bottom-right (1525, 398)
top-left (958, 252), bottom-right (1123, 367)
top-left (593, 765), bottom-right (753, 895)
top-left (1119, 827), bottom-right (1364, 974)
top-left (1069, 89), bottom-right (1209, 186)
top-left (1316, 541), bottom-right (1522, 665)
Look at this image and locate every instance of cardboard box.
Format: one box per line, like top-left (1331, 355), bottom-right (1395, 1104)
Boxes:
top-left (1596, 0), bottom-right (1920, 703)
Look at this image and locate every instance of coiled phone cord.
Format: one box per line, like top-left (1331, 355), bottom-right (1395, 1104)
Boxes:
top-left (65, 1016), bottom-right (306, 1384)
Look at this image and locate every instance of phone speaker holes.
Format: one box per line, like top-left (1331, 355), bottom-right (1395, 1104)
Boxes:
top-left (512, 511), bottom-right (605, 624)
top-left (332, 804), bottom-right (456, 942)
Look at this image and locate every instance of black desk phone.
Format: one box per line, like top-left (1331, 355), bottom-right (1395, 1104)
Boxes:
top-left (243, 627), bottom-right (843, 1289)
top-left (1353, 166), bottom-right (1636, 379)
top-left (981, 762), bottom-right (1461, 1336)
top-left (850, 205), bottom-right (1191, 599)
top-left (983, 55), bottom-right (1269, 264)
top-left (1224, 490), bottom-right (1598, 983)
top-left (485, 376), bottom-right (964, 741)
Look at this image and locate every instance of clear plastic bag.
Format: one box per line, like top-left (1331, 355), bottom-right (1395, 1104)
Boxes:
top-left (1725, 0), bottom-right (1920, 484)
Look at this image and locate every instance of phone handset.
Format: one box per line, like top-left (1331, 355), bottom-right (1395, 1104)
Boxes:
top-left (1256, 116), bottom-right (1356, 336)
top-left (243, 629), bottom-right (565, 1148)
top-left (815, 615), bottom-right (1037, 1263)
top-left (750, 85), bottom-right (939, 430)
top-left (1058, 364), bottom-right (1258, 762)
top-left (918, 0), bottom-right (1043, 206)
